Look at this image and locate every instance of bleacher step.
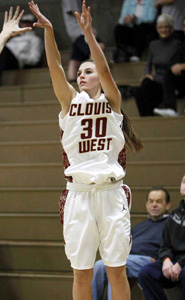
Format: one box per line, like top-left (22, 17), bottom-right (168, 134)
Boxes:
top-left (0, 240), bottom-right (71, 272)
top-left (132, 116), bottom-right (185, 138)
top-left (0, 101), bottom-right (61, 122)
top-left (0, 137), bottom-right (184, 163)
top-left (0, 98), bottom-right (139, 121)
top-left (0, 186), bottom-right (180, 214)
top-left (1, 60), bottom-right (144, 87)
top-left (0, 117), bottom-right (185, 143)
top-left (0, 270), bottom-right (73, 300)
top-left (0, 213), bottom-right (147, 241)
top-left (0, 161), bottom-right (184, 187)
top-left (0, 120), bottom-right (59, 142)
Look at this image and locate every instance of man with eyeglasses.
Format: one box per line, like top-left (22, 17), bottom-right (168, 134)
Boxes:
top-left (138, 175), bottom-right (185, 300)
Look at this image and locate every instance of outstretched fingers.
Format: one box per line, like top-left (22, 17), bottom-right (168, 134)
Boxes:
top-left (28, 1), bottom-right (40, 27)
top-left (4, 11), bottom-right (8, 23)
top-left (82, 0), bottom-right (87, 14)
top-left (74, 11), bottom-right (81, 24)
top-left (87, 6), bottom-right (92, 23)
top-left (75, 1), bottom-right (92, 28)
top-left (16, 9), bottom-right (25, 23)
top-left (28, 1), bottom-right (40, 17)
top-left (81, 0), bottom-right (88, 22)
top-left (28, 1), bottom-right (51, 29)
top-left (8, 7), bottom-right (13, 21)
top-left (13, 6), bottom-right (20, 20)
top-left (4, 6), bottom-right (24, 23)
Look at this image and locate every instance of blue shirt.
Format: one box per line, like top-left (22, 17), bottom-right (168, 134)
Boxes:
top-left (118, 0), bottom-right (157, 27)
top-left (131, 216), bottom-right (168, 259)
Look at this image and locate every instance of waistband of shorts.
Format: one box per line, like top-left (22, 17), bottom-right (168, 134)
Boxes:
top-left (66, 180), bottom-right (123, 192)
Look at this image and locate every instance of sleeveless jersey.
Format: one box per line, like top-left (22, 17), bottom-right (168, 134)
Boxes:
top-left (59, 91), bottom-right (126, 184)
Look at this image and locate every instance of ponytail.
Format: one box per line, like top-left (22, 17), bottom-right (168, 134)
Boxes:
top-left (122, 112), bottom-right (144, 152)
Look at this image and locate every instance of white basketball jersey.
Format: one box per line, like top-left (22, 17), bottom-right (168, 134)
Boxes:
top-left (59, 91), bottom-right (126, 184)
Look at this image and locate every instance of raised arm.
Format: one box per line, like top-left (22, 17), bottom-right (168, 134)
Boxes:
top-left (75, 1), bottom-right (122, 114)
top-left (0, 6), bottom-right (32, 54)
top-left (28, 1), bottom-right (76, 114)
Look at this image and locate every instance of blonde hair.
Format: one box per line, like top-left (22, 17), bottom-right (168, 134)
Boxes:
top-left (157, 14), bottom-right (174, 28)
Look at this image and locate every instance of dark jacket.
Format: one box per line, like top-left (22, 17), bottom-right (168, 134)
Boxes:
top-left (159, 199), bottom-right (185, 268)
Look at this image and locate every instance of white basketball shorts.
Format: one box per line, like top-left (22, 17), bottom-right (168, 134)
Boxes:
top-left (63, 180), bottom-right (132, 270)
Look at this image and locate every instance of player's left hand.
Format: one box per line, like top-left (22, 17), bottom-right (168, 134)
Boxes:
top-left (75, 0), bottom-right (92, 35)
top-left (28, 1), bottom-right (52, 29)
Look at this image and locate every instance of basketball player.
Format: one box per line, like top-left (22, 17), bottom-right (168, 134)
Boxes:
top-left (0, 6), bottom-right (32, 54)
top-left (29, 1), bottom-right (143, 299)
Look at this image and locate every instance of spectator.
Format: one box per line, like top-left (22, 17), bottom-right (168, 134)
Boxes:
top-left (134, 13), bottom-right (183, 116)
top-left (138, 175), bottom-right (185, 300)
top-left (154, 16), bottom-right (185, 117)
top-left (92, 187), bottom-right (171, 300)
top-left (61, 0), bottom-right (105, 81)
top-left (113, 0), bottom-right (158, 63)
top-left (0, 12), bottom-right (43, 82)
top-left (155, 0), bottom-right (185, 42)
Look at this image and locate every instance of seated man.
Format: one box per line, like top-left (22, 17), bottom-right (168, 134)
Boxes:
top-left (138, 175), bottom-right (185, 300)
top-left (92, 187), bottom-right (171, 300)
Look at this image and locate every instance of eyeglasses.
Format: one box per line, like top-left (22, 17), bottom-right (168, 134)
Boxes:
top-left (157, 25), bottom-right (172, 29)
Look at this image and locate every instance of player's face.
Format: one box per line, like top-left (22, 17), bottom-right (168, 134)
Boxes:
top-left (157, 21), bottom-right (173, 39)
top-left (146, 190), bottom-right (171, 221)
top-left (180, 175), bottom-right (185, 197)
top-left (77, 62), bottom-right (101, 95)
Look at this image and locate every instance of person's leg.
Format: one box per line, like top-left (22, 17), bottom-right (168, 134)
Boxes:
top-left (67, 35), bottom-right (90, 81)
top-left (179, 266), bottom-right (185, 299)
top-left (114, 24), bottom-right (134, 61)
top-left (173, 30), bottom-right (185, 43)
top-left (163, 70), bottom-right (177, 110)
top-left (126, 254), bottom-right (153, 279)
top-left (0, 46), bottom-right (19, 72)
top-left (67, 59), bottom-right (81, 81)
top-left (106, 265), bottom-right (130, 300)
top-left (92, 255), bottom-right (151, 300)
top-left (175, 71), bottom-right (185, 99)
top-left (153, 69), bottom-right (181, 116)
top-left (98, 186), bottom-right (131, 300)
top-left (73, 268), bottom-right (93, 300)
top-left (0, 46), bottom-right (19, 83)
top-left (133, 23), bottom-right (157, 59)
top-left (138, 261), bottom-right (176, 300)
top-left (134, 78), bottom-right (163, 116)
top-left (91, 260), bottom-right (108, 300)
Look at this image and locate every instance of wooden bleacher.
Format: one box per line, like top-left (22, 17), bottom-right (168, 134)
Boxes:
top-left (0, 55), bottom-right (184, 300)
